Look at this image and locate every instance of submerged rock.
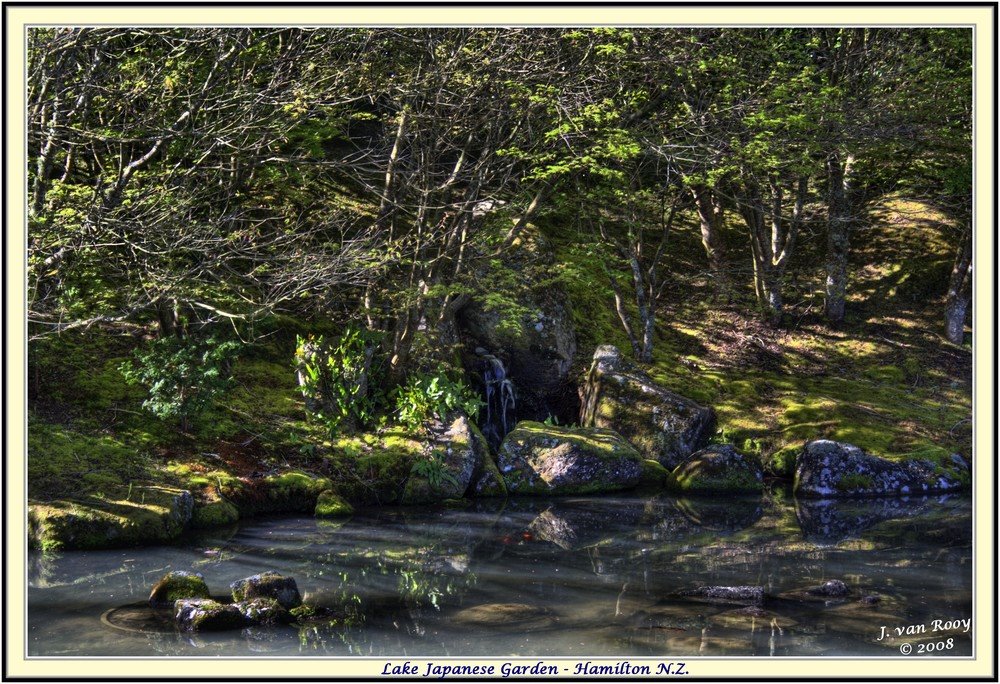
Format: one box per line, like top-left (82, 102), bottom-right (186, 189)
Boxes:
top-left (672, 444), bottom-right (764, 493)
top-left (794, 440), bottom-right (969, 498)
top-left (452, 602), bottom-right (556, 632)
top-left (682, 585), bottom-right (765, 606)
top-left (808, 579), bottom-right (849, 597)
top-left (175, 599), bottom-right (245, 631)
top-left (579, 345), bottom-right (715, 470)
top-left (496, 421), bottom-right (644, 495)
top-left (230, 572), bottom-right (302, 609)
top-left (149, 570), bottom-right (211, 607)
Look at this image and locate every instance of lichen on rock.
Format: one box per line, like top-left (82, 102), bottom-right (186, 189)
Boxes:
top-left (579, 345), bottom-right (716, 470)
top-left (794, 440), bottom-right (970, 498)
top-left (672, 444), bottom-right (764, 494)
top-left (230, 572), bottom-right (302, 609)
top-left (496, 421), bottom-right (644, 495)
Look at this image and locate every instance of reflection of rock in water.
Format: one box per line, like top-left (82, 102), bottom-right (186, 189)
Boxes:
top-left (794, 495), bottom-right (959, 543)
top-left (639, 496), bottom-right (763, 544)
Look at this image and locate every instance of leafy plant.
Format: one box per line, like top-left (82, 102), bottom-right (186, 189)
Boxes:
top-left (120, 336), bottom-right (242, 431)
top-left (393, 367), bottom-right (483, 431)
top-left (410, 452), bottom-right (460, 491)
top-left (295, 328), bottom-right (382, 436)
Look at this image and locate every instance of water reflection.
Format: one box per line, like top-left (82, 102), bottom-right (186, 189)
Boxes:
top-left (27, 493), bottom-right (972, 658)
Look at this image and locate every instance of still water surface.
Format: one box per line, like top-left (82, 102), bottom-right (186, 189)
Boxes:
top-left (28, 493), bottom-right (973, 657)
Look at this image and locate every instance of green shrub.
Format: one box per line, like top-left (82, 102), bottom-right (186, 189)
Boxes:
top-left (120, 336), bottom-right (242, 431)
top-left (295, 328), bottom-right (382, 436)
top-left (393, 367), bottom-right (482, 431)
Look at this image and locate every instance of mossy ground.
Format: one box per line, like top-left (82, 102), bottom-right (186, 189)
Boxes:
top-left (26, 195), bottom-right (971, 547)
top-left (547, 196), bottom-right (971, 471)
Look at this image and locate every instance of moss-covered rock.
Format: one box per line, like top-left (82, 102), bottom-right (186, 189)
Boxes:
top-left (28, 484), bottom-right (193, 551)
top-left (191, 498), bottom-right (239, 528)
top-left (579, 345), bottom-right (716, 470)
top-left (402, 414), bottom-right (505, 504)
top-left (794, 440), bottom-right (970, 498)
top-left (230, 572), bottom-right (302, 609)
top-left (234, 597), bottom-right (291, 625)
top-left (148, 571), bottom-right (210, 607)
top-left (262, 472), bottom-right (332, 512)
top-left (672, 444), bottom-right (764, 494)
top-left (174, 598), bottom-right (245, 631)
top-left (314, 490), bottom-right (353, 518)
top-left (496, 421), bottom-right (643, 495)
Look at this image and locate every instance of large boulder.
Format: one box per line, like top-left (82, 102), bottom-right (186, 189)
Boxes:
top-left (28, 484), bottom-right (193, 551)
top-left (794, 440), bottom-right (970, 498)
top-left (402, 414), bottom-right (506, 503)
top-left (579, 345), bottom-right (716, 470)
top-left (457, 229), bottom-right (577, 425)
top-left (496, 421), bottom-right (644, 495)
top-left (672, 444), bottom-right (764, 494)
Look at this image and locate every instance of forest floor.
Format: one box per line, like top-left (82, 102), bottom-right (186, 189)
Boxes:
top-left (26, 197), bottom-right (973, 514)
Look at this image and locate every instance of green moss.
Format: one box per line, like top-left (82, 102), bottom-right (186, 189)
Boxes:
top-left (835, 473), bottom-right (875, 492)
top-left (149, 571), bottom-right (211, 605)
top-left (764, 446), bottom-right (799, 478)
top-left (28, 420), bottom-right (157, 499)
top-left (28, 484), bottom-right (193, 550)
top-left (191, 499), bottom-right (239, 528)
top-left (314, 490), bottom-right (353, 517)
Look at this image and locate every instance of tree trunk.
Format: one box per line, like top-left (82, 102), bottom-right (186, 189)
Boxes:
top-left (691, 184), bottom-right (727, 285)
top-left (825, 153), bottom-right (854, 324)
top-left (944, 225), bottom-right (972, 344)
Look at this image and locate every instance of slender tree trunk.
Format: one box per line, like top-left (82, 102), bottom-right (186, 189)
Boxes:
top-left (691, 184), bottom-right (727, 286)
top-left (944, 225), bottom-right (973, 344)
top-left (825, 153), bottom-right (854, 324)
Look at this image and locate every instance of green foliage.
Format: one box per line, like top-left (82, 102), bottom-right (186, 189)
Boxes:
top-left (393, 367), bottom-right (482, 432)
top-left (409, 451), bottom-right (460, 491)
top-left (295, 328), bottom-right (382, 436)
top-left (120, 336), bottom-right (242, 429)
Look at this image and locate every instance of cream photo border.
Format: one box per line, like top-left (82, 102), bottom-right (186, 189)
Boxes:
top-left (4, 3), bottom-right (995, 680)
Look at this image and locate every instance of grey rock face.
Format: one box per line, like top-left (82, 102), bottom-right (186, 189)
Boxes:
top-left (230, 572), bottom-right (302, 609)
top-left (497, 421), bottom-right (643, 495)
top-left (794, 440), bottom-right (969, 498)
top-left (579, 345), bottom-right (715, 469)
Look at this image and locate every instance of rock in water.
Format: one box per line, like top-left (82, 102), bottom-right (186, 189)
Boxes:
top-left (230, 572), bottom-right (302, 609)
top-left (497, 421), bottom-right (644, 495)
top-left (808, 580), bottom-right (850, 597)
top-left (683, 585), bottom-right (765, 606)
top-left (579, 345), bottom-right (715, 470)
top-left (672, 444), bottom-right (764, 493)
top-left (794, 440), bottom-right (969, 498)
top-left (149, 570), bottom-right (211, 607)
top-left (234, 597), bottom-right (291, 625)
top-left (314, 490), bottom-right (353, 518)
top-left (174, 599), bottom-right (245, 631)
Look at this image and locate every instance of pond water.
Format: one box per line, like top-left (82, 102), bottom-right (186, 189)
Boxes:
top-left (27, 492), bottom-right (973, 658)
